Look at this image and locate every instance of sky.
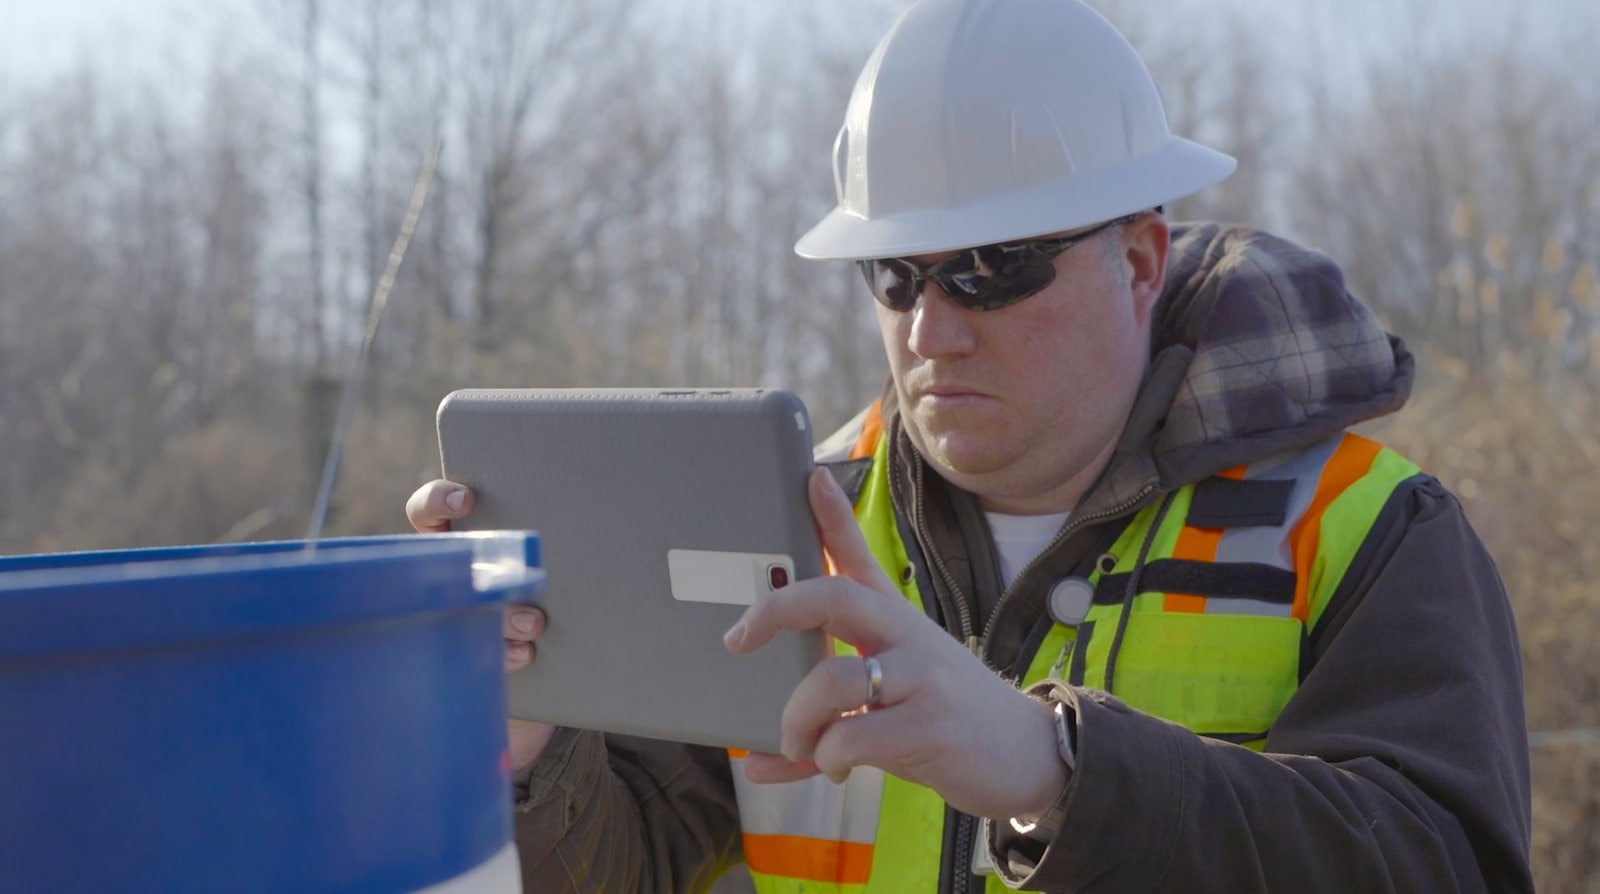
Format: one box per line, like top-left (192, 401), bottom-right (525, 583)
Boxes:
top-left (4, 0), bottom-right (1589, 89)
top-left (2, 0), bottom-right (1591, 164)
top-left (2, 0), bottom-right (191, 78)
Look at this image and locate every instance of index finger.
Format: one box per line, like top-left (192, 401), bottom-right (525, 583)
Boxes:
top-left (809, 468), bottom-right (897, 598)
top-left (725, 574), bottom-right (906, 657)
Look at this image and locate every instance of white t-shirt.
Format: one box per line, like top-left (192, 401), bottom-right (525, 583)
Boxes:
top-left (985, 510), bottom-right (1072, 588)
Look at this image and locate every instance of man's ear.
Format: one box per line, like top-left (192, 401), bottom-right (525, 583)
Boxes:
top-left (1122, 212), bottom-right (1170, 328)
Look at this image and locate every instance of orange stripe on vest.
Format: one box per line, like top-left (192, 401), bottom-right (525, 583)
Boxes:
top-left (1289, 433), bottom-right (1383, 623)
top-left (849, 401), bottom-right (884, 461)
top-left (743, 834), bottom-right (874, 885)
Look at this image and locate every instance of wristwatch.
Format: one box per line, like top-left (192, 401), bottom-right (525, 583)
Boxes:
top-left (1009, 699), bottom-right (1076, 841)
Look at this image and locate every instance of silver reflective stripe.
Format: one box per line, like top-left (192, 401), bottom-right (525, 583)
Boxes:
top-left (1213, 434), bottom-right (1342, 569)
top-left (813, 405), bottom-right (874, 464)
top-left (1203, 597), bottom-right (1294, 617)
top-left (730, 756), bottom-right (886, 844)
top-left (1207, 435), bottom-right (1342, 614)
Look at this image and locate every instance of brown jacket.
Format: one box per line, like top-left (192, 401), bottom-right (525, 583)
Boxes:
top-left (508, 224), bottom-right (1533, 892)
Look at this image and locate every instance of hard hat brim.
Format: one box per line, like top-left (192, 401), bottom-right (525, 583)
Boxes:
top-left (794, 138), bottom-right (1236, 261)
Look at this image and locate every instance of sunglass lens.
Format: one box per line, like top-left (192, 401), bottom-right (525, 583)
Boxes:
top-left (863, 259), bottom-right (918, 311)
top-left (972, 251), bottom-right (1055, 311)
top-left (862, 244), bottom-right (1058, 312)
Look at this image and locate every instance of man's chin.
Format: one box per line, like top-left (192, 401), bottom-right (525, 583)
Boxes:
top-left (919, 436), bottom-right (1012, 480)
top-left (904, 411), bottom-right (1014, 470)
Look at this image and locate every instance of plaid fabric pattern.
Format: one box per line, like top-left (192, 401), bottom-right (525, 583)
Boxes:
top-left (1064, 221), bottom-right (1412, 518)
top-left (1155, 222), bottom-right (1408, 459)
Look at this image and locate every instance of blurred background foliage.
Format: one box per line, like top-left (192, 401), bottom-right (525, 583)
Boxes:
top-left (1, 0), bottom-right (1596, 888)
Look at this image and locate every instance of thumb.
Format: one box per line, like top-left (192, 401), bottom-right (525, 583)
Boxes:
top-left (809, 468), bottom-right (897, 597)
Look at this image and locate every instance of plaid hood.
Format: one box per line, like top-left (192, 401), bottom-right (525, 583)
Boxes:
top-left (1052, 221), bottom-right (1414, 516)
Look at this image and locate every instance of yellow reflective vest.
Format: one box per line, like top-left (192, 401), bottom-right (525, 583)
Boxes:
top-left (731, 416), bottom-right (1421, 893)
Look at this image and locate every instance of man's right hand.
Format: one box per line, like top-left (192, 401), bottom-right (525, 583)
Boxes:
top-left (407, 479), bottom-right (558, 772)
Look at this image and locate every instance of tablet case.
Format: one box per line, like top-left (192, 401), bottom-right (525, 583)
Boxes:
top-left (436, 388), bottom-right (827, 753)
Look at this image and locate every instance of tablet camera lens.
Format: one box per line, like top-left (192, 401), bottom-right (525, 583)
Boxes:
top-left (767, 565), bottom-right (789, 590)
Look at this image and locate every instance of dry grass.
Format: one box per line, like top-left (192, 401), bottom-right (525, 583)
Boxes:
top-left (1370, 351), bottom-right (1600, 892)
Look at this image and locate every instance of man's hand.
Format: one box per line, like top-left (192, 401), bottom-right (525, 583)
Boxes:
top-left (723, 469), bottom-right (1069, 822)
top-left (407, 479), bottom-right (557, 772)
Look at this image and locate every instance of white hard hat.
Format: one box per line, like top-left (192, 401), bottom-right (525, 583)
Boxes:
top-left (795, 0), bottom-right (1236, 261)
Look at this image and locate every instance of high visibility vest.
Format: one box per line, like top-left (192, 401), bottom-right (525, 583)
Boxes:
top-left (731, 417), bottom-right (1422, 893)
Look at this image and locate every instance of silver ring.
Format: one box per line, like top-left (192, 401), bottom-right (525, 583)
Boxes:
top-left (863, 655), bottom-right (884, 707)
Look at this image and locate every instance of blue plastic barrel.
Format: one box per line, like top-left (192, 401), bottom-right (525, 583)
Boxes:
top-left (0, 532), bottom-right (543, 894)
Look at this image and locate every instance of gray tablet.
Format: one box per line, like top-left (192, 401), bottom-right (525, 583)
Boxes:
top-left (436, 388), bottom-right (827, 753)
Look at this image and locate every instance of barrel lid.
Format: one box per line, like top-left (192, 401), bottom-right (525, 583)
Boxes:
top-left (0, 532), bottom-right (543, 658)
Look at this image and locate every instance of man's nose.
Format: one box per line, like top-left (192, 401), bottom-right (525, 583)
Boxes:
top-left (906, 281), bottom-right (978, 360)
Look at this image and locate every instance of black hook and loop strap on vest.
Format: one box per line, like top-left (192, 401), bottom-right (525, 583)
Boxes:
top-left (1186, 476), bottom-right (1296, 529)
top-left (1092, 559), bottom-right (1296, 606)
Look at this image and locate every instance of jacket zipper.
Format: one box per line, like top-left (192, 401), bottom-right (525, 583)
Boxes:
top-left (920, 480), bottom-right (1156, 894)
top-left (978, 483), bottom-right (1156, 648)
top-left (910, 460), bottom-right (982, 894)
top-left (912, 459), bottom-right (979, 648)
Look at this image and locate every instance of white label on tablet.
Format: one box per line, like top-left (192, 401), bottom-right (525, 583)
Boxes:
top-left (668, 549), bottom-right (795, 605)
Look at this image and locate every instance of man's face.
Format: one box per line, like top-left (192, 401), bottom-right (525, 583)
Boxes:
top-left (877, 220), bottom-right (1165, 514)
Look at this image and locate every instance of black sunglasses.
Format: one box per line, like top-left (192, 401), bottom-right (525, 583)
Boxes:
top-left (857, 213), bottom-right (1141, 312)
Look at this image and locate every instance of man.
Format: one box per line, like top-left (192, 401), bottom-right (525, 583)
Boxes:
top-left (408, 0), bottom-right (1533, 889)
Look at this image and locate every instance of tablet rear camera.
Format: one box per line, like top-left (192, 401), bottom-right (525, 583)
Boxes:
top-left (767, 564), bottom-right (789, 590)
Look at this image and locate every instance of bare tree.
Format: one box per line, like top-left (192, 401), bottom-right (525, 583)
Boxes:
top-left (299, 0), bottom-right (329, 371)
top-left (1292, 32), bottom-right (1600, 384)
